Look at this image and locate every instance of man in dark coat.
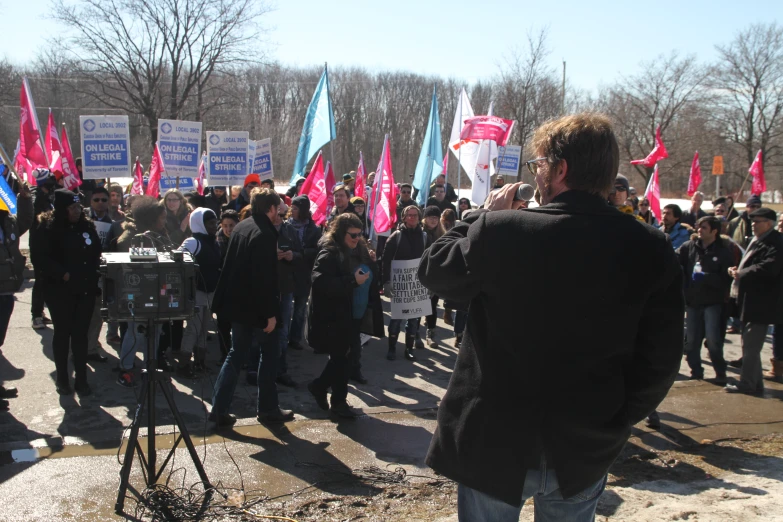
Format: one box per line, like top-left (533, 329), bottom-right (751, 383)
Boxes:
top-left (680, 191), bottom-right (707, 227)
top-left (425, 184), bottom-right (457, 215)
top-left (211, 188), bottom-right (294, 426)
top-left (727, 207), bottom-right (783, 395)
top-left (418, 113), bottom-right (684, 521)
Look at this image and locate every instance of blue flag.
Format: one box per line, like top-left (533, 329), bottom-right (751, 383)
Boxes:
top-left (413, 87), bottom-right (443, 206)
top-left (290, 66), bottom-right (336, 185)
top-left (0, 169), bottom-right (18, 215)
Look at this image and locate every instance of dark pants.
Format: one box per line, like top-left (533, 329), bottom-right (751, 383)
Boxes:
top-left (347, 319), bottom-right (362, 375)
top-left (212, 322), bottom-right (279, 416)
top-left (31, 266), bottom-right (46, 319)
top-left (313, 354), bottom-right (350, 407)
top-left (739, 322), bottom-right (767, 392)
top-left (773, 325), bottom-right (783, 361)
top-left (289, 294), bottom-right (308, 345)
top-left (48, 292), bottom-right (94, 384)
top-left (376, 235), bottom-right (388, 282)
top-left (455, 311), bottom-right (468, 336)
top-left (426, 295), bottom-right (439, 330)
top-left (217, 314), bottom-right (232, 358)
top-left (158, 320), bottom-right (183, 358)
top-left (0, 295), bottom-right (14, 347)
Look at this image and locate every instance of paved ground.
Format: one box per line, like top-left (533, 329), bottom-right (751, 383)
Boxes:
top-left (0, 282), bottom-right (782, 520)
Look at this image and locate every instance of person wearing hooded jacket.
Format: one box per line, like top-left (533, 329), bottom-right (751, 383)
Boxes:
top-left (287, 195), bottom-right (322, 350)
top-left (32, 189), bottom-right (102, 396)
top-left (383, 205), bottom-right (428, 361)
top-left (179, 208), bottom-right (221, 371)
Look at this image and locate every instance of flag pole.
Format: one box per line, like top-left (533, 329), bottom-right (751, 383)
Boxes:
top-left (25, 77), bottom-right (49, 166)
top-left (371, 135), bottom-right (388, 243)
top-left (325, 62), bottom-right (337, 174)
top-left (457, 88), bottom-right (463, 203)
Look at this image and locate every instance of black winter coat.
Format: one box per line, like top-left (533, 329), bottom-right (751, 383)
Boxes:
top-left (0, 196), bottom-right (33, 294)
top-left (417, 190), bottom-right (684, 504)
top-left (276, 222), bottom-right (300, 295)
top-left (678, 237), bottom-right (735, 307)
top-left (32, 214), bottom-right (102, 296)
top-left (382, 225), bottom-right (427, 285)
top-left (735, 229), bottom-right (783, 325)
top-left (204, 192), bottom-right (227, 217)
top-left (289, 220), bottom-right (322, 298)
top-left (190, 233), bottom-right (222, 293)
top-left (680, 208), bottom-right (707, 227)
top-left (307, 246), bottom-right (384, 356)
top-left (212, 214), bottom-right (279, 329)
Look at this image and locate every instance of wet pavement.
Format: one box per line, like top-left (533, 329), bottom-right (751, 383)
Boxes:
top-left (1, 283), bottom-right (782, 520)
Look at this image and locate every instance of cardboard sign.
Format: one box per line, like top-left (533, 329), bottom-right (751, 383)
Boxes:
top-left (80, 115), bottom-right (131, 179)
top-left (712, 156), bottom-right (724, 176)
top-left (157, 119), bottom-right (202, 178)
top-left (206, 131), bottom-right (249, 185)
top-left (390, 258), bottom-right (432, 319)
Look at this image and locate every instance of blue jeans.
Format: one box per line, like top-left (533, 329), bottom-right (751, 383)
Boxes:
top-left (289, 294), bottom-right (308, 344)
top-left (118, 321), bottom-right (161, 371)
top-left (213, 322), bottom-right (280, 416)
top-left (388, 317), bottom-right (420, 337)
top-left (278, 293), bottom-right (294, 376)
top-left (685, 304), bottom-right (727, 377)
top-left (458, 458), bottom-right (607, 522)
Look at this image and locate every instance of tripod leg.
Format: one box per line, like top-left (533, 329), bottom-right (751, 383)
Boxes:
top-left (159, 381), bottom-right (212, 490)
top-left (115, 380), bottom-right (149, 514)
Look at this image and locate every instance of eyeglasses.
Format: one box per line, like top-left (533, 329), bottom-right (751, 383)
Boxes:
top-left (639, 203), bottom-right (649, 207)
top-left (347, 232), bottom-right (361, 239)
top-left (92, 198), bottom-right (108, 203)
top-left (525, 157), bottom-right (548, 175)
top-left (613, 186), bottom-right (628, 193)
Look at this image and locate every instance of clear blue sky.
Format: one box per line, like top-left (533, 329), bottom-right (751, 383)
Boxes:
top-left (2, 0), bottom-right (780, 93)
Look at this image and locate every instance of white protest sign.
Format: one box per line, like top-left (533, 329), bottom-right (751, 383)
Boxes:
top-left (206, 131), bottom-right (249, 186)
top-left (79, 115), bottom-right (131, 179)
top-left (157, 119), bottom-right (201, 178)
top-left (390, 258), bottom-right (432, 319)
top-left (496, 144), bottom-right (522, 177)
top-left (246, 140), bottom-right (257, 175)
top-left (254, 138), bottom-right (274, 180)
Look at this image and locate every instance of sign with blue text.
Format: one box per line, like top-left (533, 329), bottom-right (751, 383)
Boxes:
top-left (254, 138), bottom-right (274, 180)
top-left (160, 177), bottom-right (195, 191)
top-left (79, 115), bottom-right (131, 179)
top-left (157, 119), bottom-right (202, 179)
top-left (246, 140), bottom-right (257, 176)
top-left (496, 145), bottom-right (522, 177)
top-left (206, 131), bottom-right (249, 185)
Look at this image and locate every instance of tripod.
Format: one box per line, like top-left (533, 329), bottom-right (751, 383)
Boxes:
top-left (115, 317), bottom-right (212, 514)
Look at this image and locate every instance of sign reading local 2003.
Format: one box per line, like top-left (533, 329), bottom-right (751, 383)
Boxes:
top-left (206, 131), bottom-right (249, 185)
top-left (158, 119), bottom-right (202, 190)
top-left (79, 115), bottom-right (131, 179)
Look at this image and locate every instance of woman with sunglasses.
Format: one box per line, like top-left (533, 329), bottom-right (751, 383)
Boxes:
top-left (307, 214), bottom-right (384, 418)
top-left (638, 198), bottom-right (659, 227)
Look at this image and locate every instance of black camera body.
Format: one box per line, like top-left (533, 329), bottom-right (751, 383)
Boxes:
top-left (100, 251), bottom-right (197, 322)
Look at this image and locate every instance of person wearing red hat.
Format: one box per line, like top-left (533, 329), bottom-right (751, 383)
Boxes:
top-left (226, 174), bottom-right (262, 212)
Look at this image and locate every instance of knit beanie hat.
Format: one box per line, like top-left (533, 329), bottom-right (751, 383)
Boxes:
top-left (54, 189), bottom-right (81, 212)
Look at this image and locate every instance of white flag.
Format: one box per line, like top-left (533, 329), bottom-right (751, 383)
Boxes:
top-left (449, 88), bottom-right (478, 181)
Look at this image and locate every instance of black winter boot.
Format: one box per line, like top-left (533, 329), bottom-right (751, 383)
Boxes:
top-left (405, 335), bottom-right (417, 361)
top-left (387, 334), bottom-right (399, 361)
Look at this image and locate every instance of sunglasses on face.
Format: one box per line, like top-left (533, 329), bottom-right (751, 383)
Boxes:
top-left (92, 198), bottom-right (108, 203)
top-left (347, 232), bottom-right (361, 239)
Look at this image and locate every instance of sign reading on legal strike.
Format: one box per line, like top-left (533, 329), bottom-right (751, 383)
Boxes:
top-left (390, 258), bottom-right (433, 319)
top-left (254, 138), bottom-right (274, 180)
top-left (246, 140), bottom-right (257, 176)
top-left (497, 145), bottom-right (522, 177)
top-left (206, 131), bottom-right (249, 185)
top-left (157, 119), bottom-right (202, 178)
top-left (79, 115), bottom-right (131, 179)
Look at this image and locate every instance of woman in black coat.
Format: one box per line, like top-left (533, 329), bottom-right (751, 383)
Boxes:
top-left (32, 189), bottom-right (101, 395)
top-left (307, 213), bottom-right (384, 418)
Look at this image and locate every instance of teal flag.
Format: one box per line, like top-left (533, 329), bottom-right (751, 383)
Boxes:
top-left (290, 66), bottom-right (336, 185)
top-left (413, 87), bottom-right (443, 206)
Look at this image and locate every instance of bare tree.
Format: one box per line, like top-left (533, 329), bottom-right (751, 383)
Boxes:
top-left (712, 23), bottom-right (783, 173)
top-left (51, 0), bottom-right (272, 145)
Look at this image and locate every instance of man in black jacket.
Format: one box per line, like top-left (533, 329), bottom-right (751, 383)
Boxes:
top-left (425, 184), bottom-right (457, 215)
top-left (680, 191), bottom-right (707, 227)
top-left (727, 207), bottom-right (783, 395)
top-left (211, 188), bottom-right (294, 426)
top-left (418, 113), bottom-right (684, 521)
top-left (678, 216), bottom-right (734, 383)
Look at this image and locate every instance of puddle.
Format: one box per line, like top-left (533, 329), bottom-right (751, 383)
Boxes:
top-left (11, 448), bottom-right (39, 463)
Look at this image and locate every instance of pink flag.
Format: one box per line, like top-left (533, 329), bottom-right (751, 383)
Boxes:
top-left (146, 144), bottom-right (164, 198)
top-left (631, 126), bottom-right (669, 167)
top-left (196, 153), bottom-right (206, 195)
top-left (15, 78), bottom-right (48, 182)
top-left (59, 123), bottom-right (81, 190)
top-left (131, 158), bottom-right (145, 195)
top-left (354, 152), bottom-right (366, 202)
top-left (45, 109), bottom-right (64, 176)
top-left (300, 151), bottom-right (328, 225)
top-left (441, 150), bottom-right (449, 175)
top-left (687, 151), bottom-right (701, 197)
top-left (459, 115), bottom-right (515, 146)
top-left (324, 161), bottom-right (336, 216)
top-left (750, 149), bottom-right (765, 195)
top-left (644, 164), bottom-right (662, 221)
top-left (372, 135), bottom-right (397, 234)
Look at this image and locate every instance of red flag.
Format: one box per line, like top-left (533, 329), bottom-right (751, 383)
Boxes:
top-left (131, 157), bottom-right (145, 195)
top-left (324, 160), bottom-right (336, 216)
top-left (441, 150), bottom-right (449, 175)
top-left (644, 164), bottom-right (662, 221)
top-left (59, 123), bottom-right (81, 190)
top-left (354, 152), bottom-right (366, 202)
top-left (631, 125), bottom-right (669, 167)
top-left (196, 153), bottom-right (206, 195)
top-left (372, 135), bottom-right (397, 234)
top-left (300, 151), bottom-right (328, 225)
top-left (15, 78), bottom-right (48, 183)
top-left (687, 151), bottom-right (701, 197)
top-left (45, 109), bottom-right (64, 177)
top-left (459, 115), bottom-right (515, 146)
top-left (147, 143), bottom-right (165, 198)
top-left (750, 149), bottom-right (765, 195)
